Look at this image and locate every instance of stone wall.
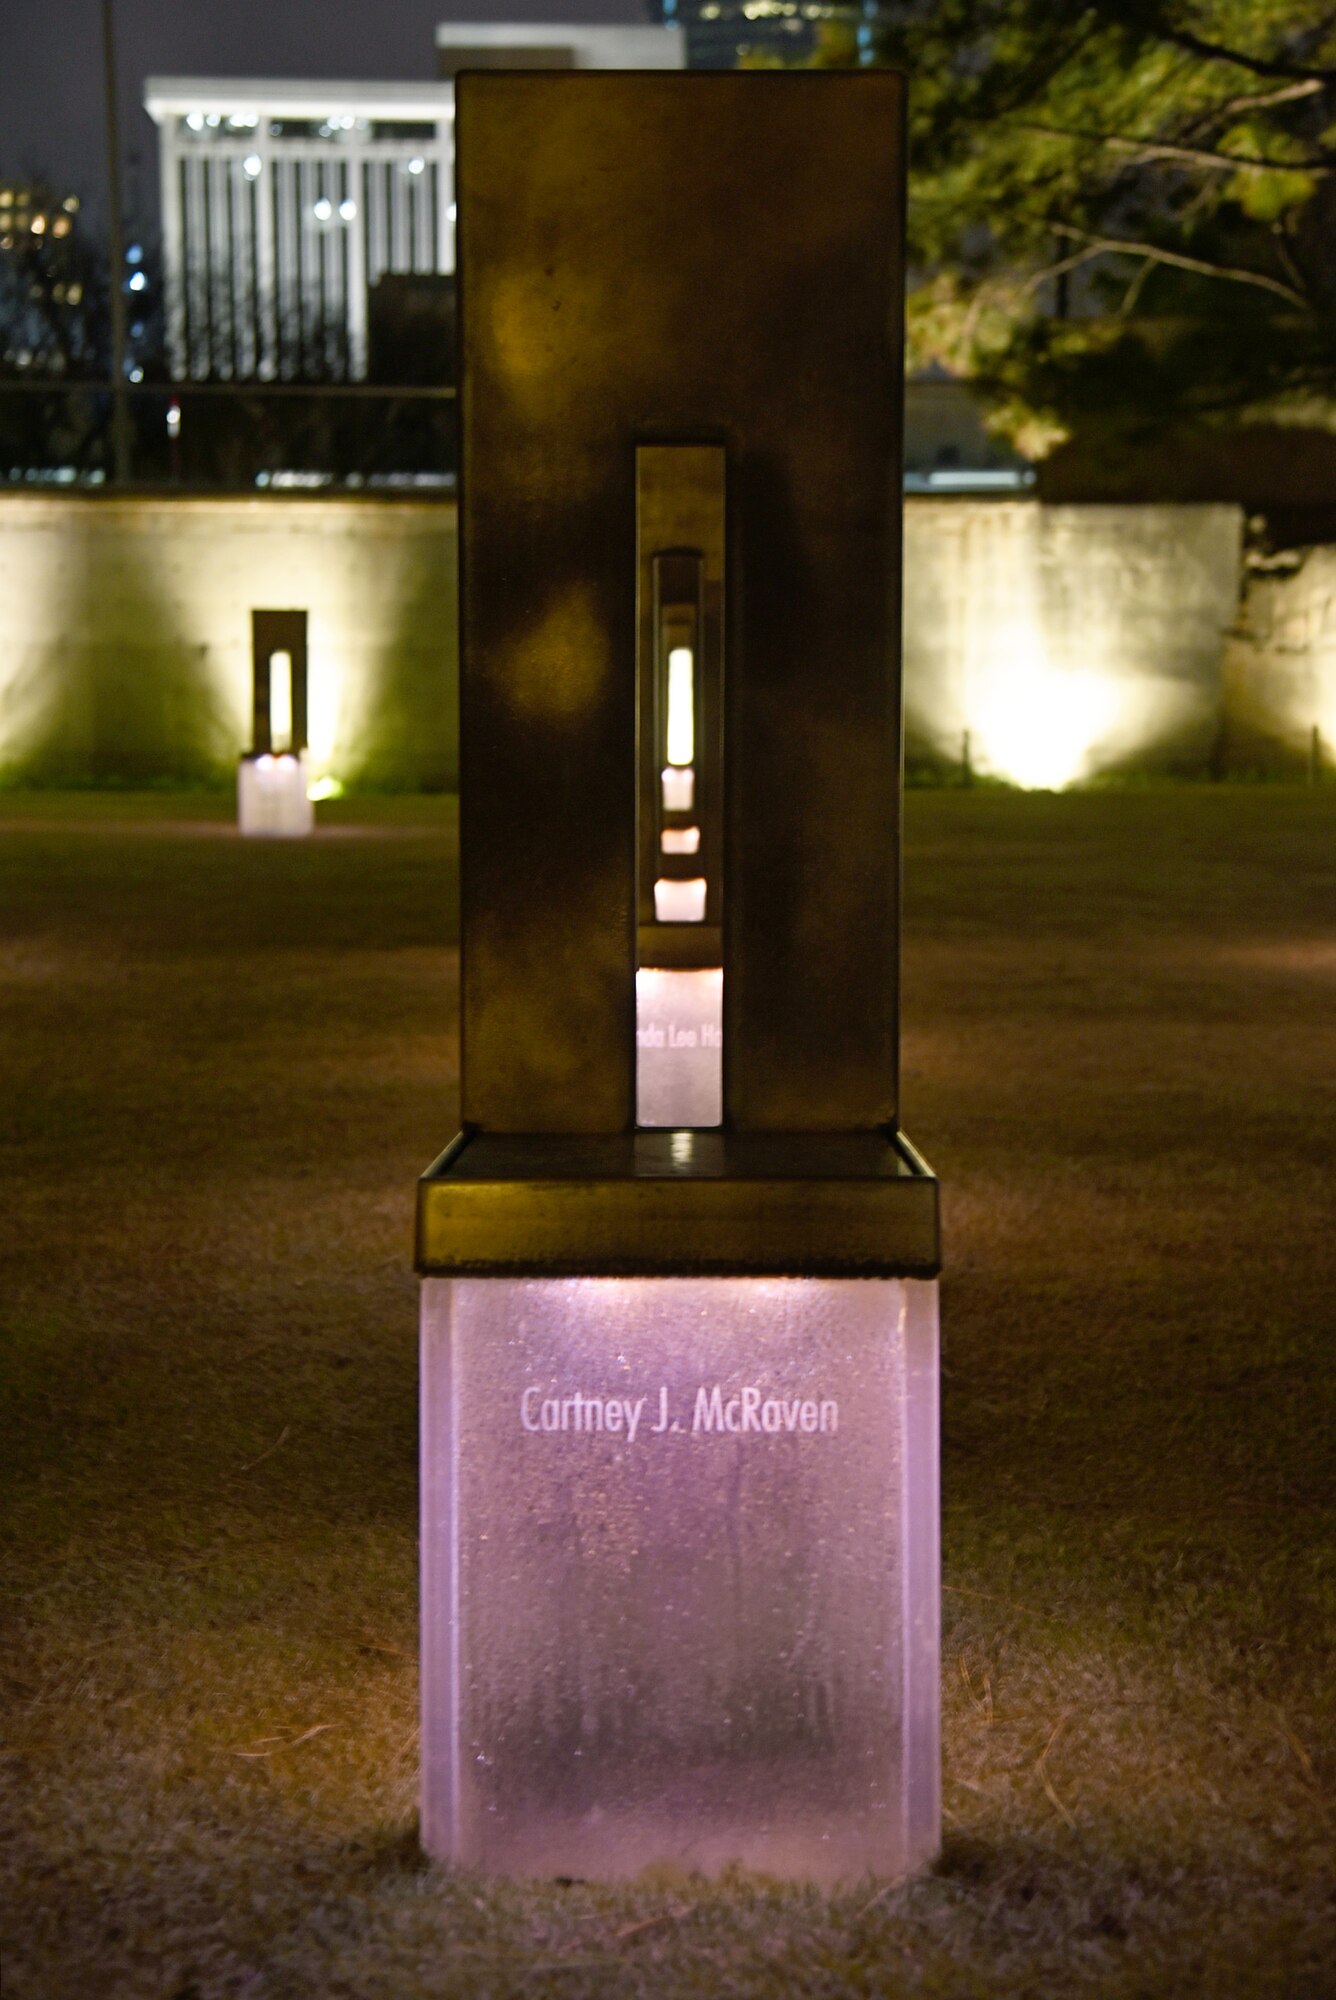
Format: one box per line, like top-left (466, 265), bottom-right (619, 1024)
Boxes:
top-left (0, 493), bottom-right (458, 789)
top-left (903, 501), bottom-right (1242, 786)
top-left (0, 490), bottom-right (1284, 789)
top-left (1223, 546), bottom-right (1336, 776)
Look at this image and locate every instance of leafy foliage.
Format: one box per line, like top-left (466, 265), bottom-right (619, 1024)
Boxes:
top-left (876, 1), bottom-right (1336, 450)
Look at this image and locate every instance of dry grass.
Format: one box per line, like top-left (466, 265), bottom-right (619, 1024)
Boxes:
top-left (1, 786), bottom-right (1333, 1998)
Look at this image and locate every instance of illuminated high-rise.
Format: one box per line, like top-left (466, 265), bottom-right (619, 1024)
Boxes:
top-left (653, 0), bottom-right (883, 69)
top-left (0, 182), bottom-right (93, 377)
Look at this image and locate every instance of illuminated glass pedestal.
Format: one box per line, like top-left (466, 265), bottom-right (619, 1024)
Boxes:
top-left (635, 968), bottom-right (723, 1128)
top-left (418, 1133), bottom-right (940, 1885)
top-left (237, 750), bottom-right (313, 838)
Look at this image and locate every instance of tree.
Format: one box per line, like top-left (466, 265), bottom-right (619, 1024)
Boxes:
top-left (877, 1), bottom-right (1336, 455)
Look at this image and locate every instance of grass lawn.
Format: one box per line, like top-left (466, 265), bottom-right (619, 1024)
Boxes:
top-left (1, 787), bottom-right (1333, 1998)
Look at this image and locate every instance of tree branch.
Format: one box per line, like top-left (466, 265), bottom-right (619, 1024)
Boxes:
top-left (1187, 77), bottom-right (1325, 124)
top-left (1010, 121), bottom-right (1332, 175)
top-left (1159, 28), bottom-right (1336, 85)
top-left (1050, 224), bottom-right (1308, 305)
top-left (1181, 78), bottom-right (1327, 150)
top-left (1118, 257), bottom-right (1157, 316)
top-left (1105, 136), bottom-right (1328, 176)
top-left (1271, 215), bottom-right (1311, 297)
top-left (1014, 244), bottom-right (1111, 297)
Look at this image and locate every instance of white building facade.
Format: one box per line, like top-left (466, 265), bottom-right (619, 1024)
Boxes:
top-left (146, 80), bottom-right (456, 383)
top-left (146, 28), bottom-right (684, 384)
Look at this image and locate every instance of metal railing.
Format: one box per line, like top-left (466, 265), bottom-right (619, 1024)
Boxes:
top-left (0, 377), bottom-right (458, 491)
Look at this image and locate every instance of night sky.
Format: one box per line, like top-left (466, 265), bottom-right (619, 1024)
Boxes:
top-left (2, 0), bottom-right (646, 226)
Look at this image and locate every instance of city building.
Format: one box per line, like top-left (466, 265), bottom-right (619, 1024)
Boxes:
top-left (435, 21), bottom-right (684, 76)
top-left (146, 29), bottom-right (683, 385)
top-left (145, 79), bottom-right (456, 382)
top-left (903, 375), bottom-right (1034, 494)
top-left (0, 182), bottom-right (94, 377)
top-left (653, 0), bottom-right (880, 70)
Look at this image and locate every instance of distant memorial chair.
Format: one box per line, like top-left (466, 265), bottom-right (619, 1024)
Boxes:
top-left (238, 609), bottom-right (313, 838)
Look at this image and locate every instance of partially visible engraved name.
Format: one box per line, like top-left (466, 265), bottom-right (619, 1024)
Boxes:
top-left (520, 1384), bottom-right (838, 1439)
top-left (635, 1019), bottom-right (724, 1049)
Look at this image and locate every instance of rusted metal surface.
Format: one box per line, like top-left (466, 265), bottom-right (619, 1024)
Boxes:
top-left (456, 71), bottom-right (906, 1134)
top-left (250, 608), bottom-right (308, 754)
top-left (417, 1128), bottom-right (939, 1277)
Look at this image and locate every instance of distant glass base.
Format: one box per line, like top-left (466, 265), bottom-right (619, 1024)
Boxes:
top-left (635, 968), bottom-right (723, 1127)
top-left (421, 1274), bottom-right (940, 1883)
top-left (237, 751), bottom-right (313, 838)
top-left (653, 876), bottom-right (707, 923)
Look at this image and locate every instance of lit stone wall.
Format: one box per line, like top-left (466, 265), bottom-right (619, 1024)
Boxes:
top-left (1223, 546), bottom-right (1336, 774)
top-left (903, 501), bottom-right (1243, 787)
top-left (0, 493), bottom-right (458, 788)
top-left (0, 492), bottom-right (1256, 790)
